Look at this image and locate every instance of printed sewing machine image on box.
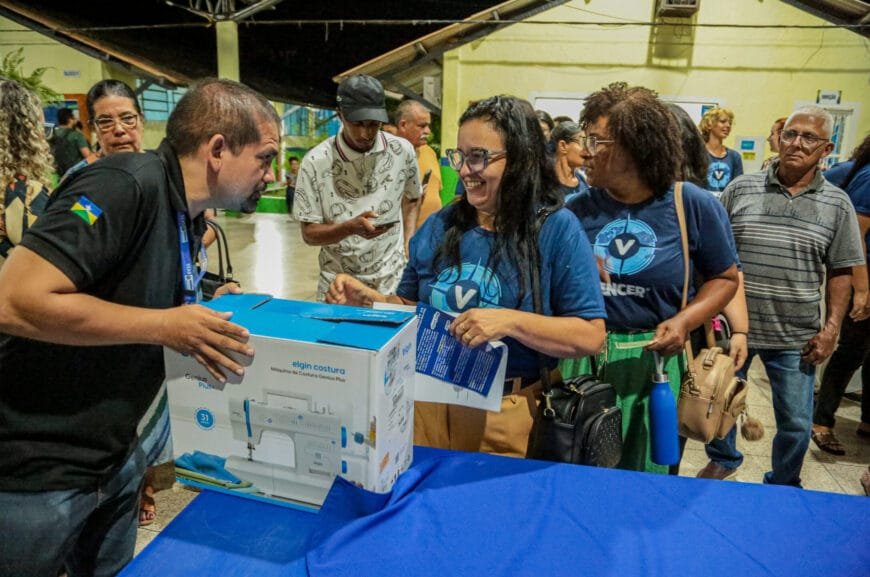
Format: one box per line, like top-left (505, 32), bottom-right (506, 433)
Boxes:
top-left (163, 294), bottom-right (416, 507)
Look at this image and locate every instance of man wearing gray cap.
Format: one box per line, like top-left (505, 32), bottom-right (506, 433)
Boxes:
top-left (293, 74), bottom-right (421, 300)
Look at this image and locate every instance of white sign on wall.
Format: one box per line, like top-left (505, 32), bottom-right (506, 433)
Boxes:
top-left (817, 90), bottom-right (841, 106)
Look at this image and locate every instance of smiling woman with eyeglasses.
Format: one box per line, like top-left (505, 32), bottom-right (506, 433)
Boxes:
top-left (327, 95), bottom-right (606, 457)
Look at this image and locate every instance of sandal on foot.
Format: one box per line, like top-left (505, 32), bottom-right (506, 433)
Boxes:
top-left (138, 485), bottom-right (157, 527)
top-left (811, 430), bottom-right (846, 456)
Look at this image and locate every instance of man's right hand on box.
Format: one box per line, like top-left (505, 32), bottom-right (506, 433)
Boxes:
top-left (160, 305), bottom-right (254, 383)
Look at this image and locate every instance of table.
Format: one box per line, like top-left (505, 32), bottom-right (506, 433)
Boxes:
top-left (122, 447), bottom-right (870, 577)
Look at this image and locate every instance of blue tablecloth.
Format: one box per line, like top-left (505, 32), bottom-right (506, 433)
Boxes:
top-left (122, 447), bottom-right (870, 577)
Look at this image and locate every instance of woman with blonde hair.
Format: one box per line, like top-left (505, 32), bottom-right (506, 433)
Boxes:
top-left (699, 107), bottom-right (743, 194)
top-left (0, 78), bottom-right (53, 267)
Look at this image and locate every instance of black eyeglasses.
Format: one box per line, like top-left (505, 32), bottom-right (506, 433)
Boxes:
top-left (93, 113), bottom-right (139, 133)
top-left (577, 135), bottom-right (614, 156)
top-left (780, 129), bottom-right (828, 151)
top-left (445, 148), bottom-right (507, 172)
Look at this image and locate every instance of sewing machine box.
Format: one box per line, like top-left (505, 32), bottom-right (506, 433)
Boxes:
top-left (163, 294), bottom-right (416, 508)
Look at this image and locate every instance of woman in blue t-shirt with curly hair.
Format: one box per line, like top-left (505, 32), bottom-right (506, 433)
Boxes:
top-left (327, 95), bottom-right (606, 457)
top-left (562, 82), bottom-right (740, 474)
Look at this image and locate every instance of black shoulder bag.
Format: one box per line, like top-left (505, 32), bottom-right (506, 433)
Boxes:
top-left (200, 219), bottom-right (239, 301)
top-left (526, 210), bottom-right (623, 468)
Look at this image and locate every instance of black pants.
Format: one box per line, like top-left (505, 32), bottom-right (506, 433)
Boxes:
top-left (813, 310), bottom-right (869, 427)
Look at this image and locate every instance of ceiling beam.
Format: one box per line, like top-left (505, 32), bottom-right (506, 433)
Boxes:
top-left (164, 0), bottom-right (284, 23)
top-left (379, 73), bottom-right (441, 116)
top-left (335, 1), bottom-right (566, 84)
top-left (780, 0), bottom-right (869, 37)
top-left (229, 0), bottom-right (284, 22)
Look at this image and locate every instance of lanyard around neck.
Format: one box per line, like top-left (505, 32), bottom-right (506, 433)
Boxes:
top-left (177, 211), bottom-right (207, 304)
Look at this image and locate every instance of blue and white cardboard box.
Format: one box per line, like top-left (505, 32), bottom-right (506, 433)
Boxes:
top-left (164, 294), bottom-right (416, 508)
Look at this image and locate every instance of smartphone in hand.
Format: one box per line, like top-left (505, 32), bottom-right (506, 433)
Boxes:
top-left (371, 216), bottom-right (399, 230)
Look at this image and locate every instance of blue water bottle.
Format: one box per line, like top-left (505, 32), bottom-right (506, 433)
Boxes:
top-left (650, 351), bottom-right (680, 466)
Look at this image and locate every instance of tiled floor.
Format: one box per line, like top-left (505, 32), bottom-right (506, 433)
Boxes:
top-left (136, 211), bottom-right (869, 553)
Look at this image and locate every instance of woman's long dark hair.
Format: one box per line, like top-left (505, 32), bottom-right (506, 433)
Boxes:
top-left (435, 96), bottom-right (561, 301)
top-left (668, 103), bottom-right (708, 188)
top-left (535, 109), bottom-right (554, 133)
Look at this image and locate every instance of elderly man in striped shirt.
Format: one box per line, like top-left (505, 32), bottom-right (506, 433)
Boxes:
top-left (699, 106), bottom-right (864, 487)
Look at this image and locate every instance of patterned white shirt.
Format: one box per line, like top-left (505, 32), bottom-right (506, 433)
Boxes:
top-left (294, 130), bottom-right (421, 299)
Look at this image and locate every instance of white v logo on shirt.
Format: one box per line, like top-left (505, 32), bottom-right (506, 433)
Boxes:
top-left (454, 286), bottom-right (477, 309)
top-left (614, 238), bottom-right (636, 256)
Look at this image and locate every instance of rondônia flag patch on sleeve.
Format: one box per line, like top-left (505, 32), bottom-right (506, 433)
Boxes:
top-left (70, 195), bottom-right (103, 225)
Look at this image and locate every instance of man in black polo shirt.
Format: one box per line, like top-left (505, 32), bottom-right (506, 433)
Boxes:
top-left (0, 78), bottom-right (280, 577)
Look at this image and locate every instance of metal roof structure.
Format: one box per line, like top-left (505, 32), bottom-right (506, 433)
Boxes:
top-left (0, 0), bottom-right (564, 108)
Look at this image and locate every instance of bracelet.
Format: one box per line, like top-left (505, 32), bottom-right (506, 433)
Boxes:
top-left (731, 331), bottom-right (748, 336)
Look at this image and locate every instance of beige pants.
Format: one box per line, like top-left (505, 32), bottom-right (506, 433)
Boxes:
top-left (413, 382), bottom-right (542, 458)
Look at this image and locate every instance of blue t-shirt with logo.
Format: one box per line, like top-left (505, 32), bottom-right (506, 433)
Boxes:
top-left (825, 160), bottom-right (870, 264)
top-left (398, 205), bottom-right (606, 378)
top-left (561, 169), bottom-right (591, 204)
top-left (706, 148), bottom-right (744, 193)
top-left (566, 183), bottom-right (737, 331)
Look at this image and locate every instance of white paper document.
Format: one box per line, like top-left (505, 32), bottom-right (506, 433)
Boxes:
top-left (374, 302), bottom-right (508, 412)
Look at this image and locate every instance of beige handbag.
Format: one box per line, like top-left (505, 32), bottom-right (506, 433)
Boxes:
top-left (673, 183), bottom-right (748, 444)
top-left (679, 342), bottom-right (748, 443)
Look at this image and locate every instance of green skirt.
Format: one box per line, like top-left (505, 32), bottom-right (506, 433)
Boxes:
top-left (559, 331), bottom-right (685, 474)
